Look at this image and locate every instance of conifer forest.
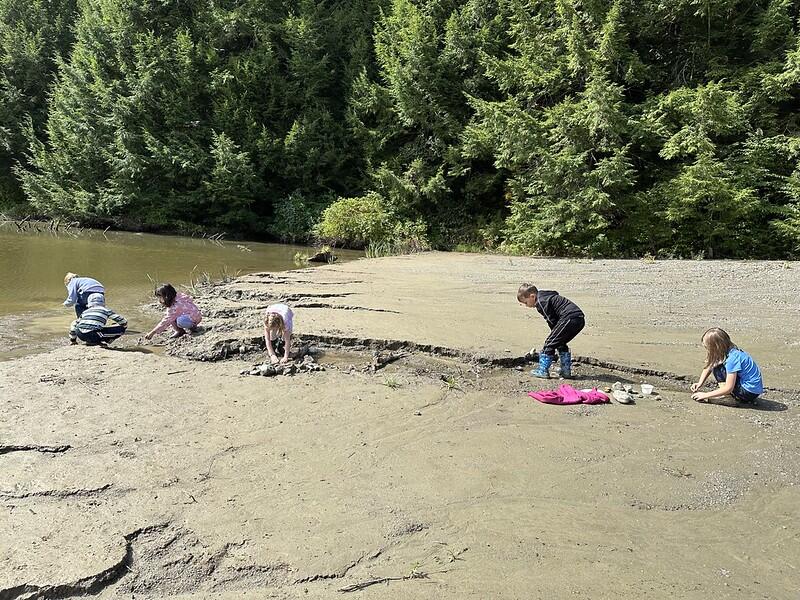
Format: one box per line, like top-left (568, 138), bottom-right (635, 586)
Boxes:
top-left (1, 0), bottom-right (799, 257)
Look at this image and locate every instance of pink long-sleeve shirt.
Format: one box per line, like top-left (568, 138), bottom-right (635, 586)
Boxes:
top-left (152, 292), bottom-right (202, 334)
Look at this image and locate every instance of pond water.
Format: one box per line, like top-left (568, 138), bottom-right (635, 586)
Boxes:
top-left (0, 225), bottom-right (360, 359)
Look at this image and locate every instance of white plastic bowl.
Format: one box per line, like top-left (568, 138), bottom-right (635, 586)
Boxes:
top-left (641, 384), bottom-right (654, 395)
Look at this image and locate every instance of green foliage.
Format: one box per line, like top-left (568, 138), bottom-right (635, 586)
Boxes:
top-left (315, 192), bottom-right (394, 248)
top-left (269, 192), bottom-right (327, 243)
top-left (0, 0), bottom-right (799, 258)
top-left (0, 0), bottom-right (77, 209)
top-left (315, 191), bottom-right (430, 251)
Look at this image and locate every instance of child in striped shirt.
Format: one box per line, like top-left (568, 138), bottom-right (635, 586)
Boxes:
top-left (69, 294), bottom-right (128, 346)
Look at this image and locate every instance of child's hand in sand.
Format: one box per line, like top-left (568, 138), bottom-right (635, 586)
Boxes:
top-left (269, 354), bottom-right (279, 365)
top-left (692, 391), bottom-right (708, 402)
top-left (279, 356), bottom-right (289, 365)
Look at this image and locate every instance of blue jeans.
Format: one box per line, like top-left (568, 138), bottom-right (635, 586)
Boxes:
top-left (713, 365), bottom-right (760, 404)
top-left (74, 291), bottom-right (104, 317)
top-left (176, 315), bottom-right (197, 330)
top-left (76, 325), bottom-right (126, 346)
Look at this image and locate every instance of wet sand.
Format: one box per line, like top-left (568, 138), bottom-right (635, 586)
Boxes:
top-left (1, 254), bottom-right (798, 599)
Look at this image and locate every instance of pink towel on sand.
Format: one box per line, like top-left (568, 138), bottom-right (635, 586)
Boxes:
top-left (528, 384), bottom-right (610, 405)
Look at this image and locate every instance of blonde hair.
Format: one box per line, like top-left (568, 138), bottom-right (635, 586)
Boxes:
top-left (265, 312), bottom-right (285, 337)
top-left (702, 327), bottom-right (737, 367)
top-left (64, 272), bottom-right (78, 285)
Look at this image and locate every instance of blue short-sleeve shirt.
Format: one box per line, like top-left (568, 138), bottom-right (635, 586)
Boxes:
top-left (725, 348), bottom-right (763, 395)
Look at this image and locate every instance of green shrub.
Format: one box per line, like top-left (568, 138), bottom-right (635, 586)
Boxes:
top-left (315, 192), bottom-right (394, 248)
top-left (315, 192), bottom-right (431, 252)
top-left (269, 192), bottom-right (328, 243)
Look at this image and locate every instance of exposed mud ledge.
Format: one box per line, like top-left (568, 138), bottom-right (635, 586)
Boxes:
top-left (177, 331), bottom-right (799, 396)
top-left (0, 524), bottom-right (168, 600)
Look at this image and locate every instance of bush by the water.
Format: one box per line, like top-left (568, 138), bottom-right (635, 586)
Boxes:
top-left (315, 192), bottom-right (430, 252)
top-left (1, 0), bottom-right (799, 258)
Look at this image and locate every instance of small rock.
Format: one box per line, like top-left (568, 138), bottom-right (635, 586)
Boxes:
top-left (258, 364), bottom-right (277, 376)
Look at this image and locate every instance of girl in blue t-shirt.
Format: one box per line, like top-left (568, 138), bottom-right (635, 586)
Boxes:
top-left (691, 328), bottom-right (764, 404)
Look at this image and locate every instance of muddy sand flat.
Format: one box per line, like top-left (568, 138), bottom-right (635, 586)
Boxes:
top-left (1, 253), bottom-right (798, 599)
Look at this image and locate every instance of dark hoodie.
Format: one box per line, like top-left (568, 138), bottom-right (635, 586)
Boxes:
top-left (535, 290), bottom-right (584, 328)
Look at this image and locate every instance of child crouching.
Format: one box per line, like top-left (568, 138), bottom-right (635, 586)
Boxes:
top-left (69, 293), bottom-right (127, 346)
top-left (691, 328), bottom-right (763, 404)
top-left (144, 283), bottom-right (202, 341)
top-left (263, 303), bottom-right (293, 364)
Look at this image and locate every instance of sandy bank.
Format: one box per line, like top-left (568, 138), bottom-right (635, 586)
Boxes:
top-left (1, 253), bottom-right (798, 599)
top-left (177, 253), bottom-right (800, 389)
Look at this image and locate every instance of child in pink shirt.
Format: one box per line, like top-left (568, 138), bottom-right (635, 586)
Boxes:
top-left (144, 283), bottom-right (202, 340)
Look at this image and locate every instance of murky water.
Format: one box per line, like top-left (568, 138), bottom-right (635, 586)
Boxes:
top-left (0, 225), bottom-right (360, 359)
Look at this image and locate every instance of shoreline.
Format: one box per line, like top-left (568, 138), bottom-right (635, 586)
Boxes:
top-left (1, 253), bottom-right (798, 599)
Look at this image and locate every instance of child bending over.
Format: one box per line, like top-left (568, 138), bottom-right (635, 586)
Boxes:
top-left (264, 303), bottom-right (293, 364)
top-left (69, 293), bottom-right (127, 346)
top-left (691, 327), bottom-right (763, 404)
top-left (63, 272), bottom-right (105, 317)
top-left (144, 283), bottom-right (202, 341)
top-left (518, 283), bottom-right (585, 379)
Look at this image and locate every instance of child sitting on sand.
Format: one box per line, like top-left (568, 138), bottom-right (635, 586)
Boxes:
top-left (263, 303), bottom-right (293, 364)
top-left (63, 272), bottom-right (105, 317)
top-left (69, 293), bottom-right (127, 346)
top-left (518, 283), bottom-right (585, 379)
top-left (144, 283), bottom-right (202, 341)
top-left (691, 328), bottom-right (763, 404)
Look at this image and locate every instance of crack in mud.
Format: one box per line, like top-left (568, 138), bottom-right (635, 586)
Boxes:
top-left (239, 274), bottom-right (364, 285)
top-left (292, 548), bottom-right (386, 586)
top-left (0, 444), bottom-right (70, 456)
top-left (291, 302), bottom-right (400, 314)
top-left (219, 290), bottom-right (355, 302)
top-left (273, 293), bottom-right (356, 302)
top-left (0, 484), bottom-right (112, 500)
top-left (0, 524), bottom-right (168, 600)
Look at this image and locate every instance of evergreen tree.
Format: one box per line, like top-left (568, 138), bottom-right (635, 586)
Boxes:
top-left (0, 0), bottom-right (77, 207)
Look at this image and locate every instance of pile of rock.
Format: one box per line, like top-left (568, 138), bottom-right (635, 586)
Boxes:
top-left (241, 354), bottom-right (325, 377)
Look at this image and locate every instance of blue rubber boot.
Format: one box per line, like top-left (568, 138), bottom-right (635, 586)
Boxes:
top-left (559, 351), bottom-right (572, 379)
top-left (531, 353), bottom-right (554, 379)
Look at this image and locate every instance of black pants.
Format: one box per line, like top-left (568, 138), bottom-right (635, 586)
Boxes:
top-left (76, 325), bottom-right (126, 346)
top-left (541, 316), bottom-right (585, 357)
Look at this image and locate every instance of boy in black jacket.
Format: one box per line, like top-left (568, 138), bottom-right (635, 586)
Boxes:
top-left (518, 283), bottom-right (585, 379)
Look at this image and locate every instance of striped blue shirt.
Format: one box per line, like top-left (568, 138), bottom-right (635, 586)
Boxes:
top-left (70, 307), bottom-right (127, 336)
